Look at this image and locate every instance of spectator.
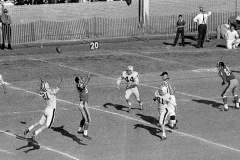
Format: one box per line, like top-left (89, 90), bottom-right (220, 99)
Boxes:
top-left (193, 6), bottom-right (211, 48)
top-left (173, 14), bottom-right (186, 46)
top-left (0, 8), bottom-right (12, 50)
top-left (217, 24), bottom-right (229, 39)
top-left (224, 25), bottom-right (240, 49)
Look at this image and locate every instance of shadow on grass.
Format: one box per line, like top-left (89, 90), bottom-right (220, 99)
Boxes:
top-left (184, 35), bottom-right (197, 41)
top-left (216, 44), bottom-right (226, 48)
top-left (191, 99), bottom-right (236, 110)
top-left (162, 42), bottom-right (174, 46)
top-left (51, 126), bottom-right (86, 145)
top-left (103, 103), bottom-right (127, 110)
top-left (16, 135), bottom-right (40, 153)
top-left (103, 103), bottom-right (141, 111)
top-left (134, 124), bottom-right (161, 138)
top-left (136, 113), bottom-right (158, 125)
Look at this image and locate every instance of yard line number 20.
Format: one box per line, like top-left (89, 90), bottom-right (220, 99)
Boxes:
top-left (90, 41), bottom-right (99, 50)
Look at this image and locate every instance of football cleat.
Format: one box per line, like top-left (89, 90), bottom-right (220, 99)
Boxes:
top-left (235, 107), bottom-right (240, 110)
top-left (127, 107), bottom-right (132, 113)
top-left (171, 120), bottom-right (178, 130)
top-left (223, 108), bottom-right (229, 111)
top-left (83, 135), bottom-right (92, 140)
top-left (24, 129), bottom-right (29, 136)
top-left (77, 130), bottom-right (84, 134)
top-left (160, 135), bottom-right (167, 141)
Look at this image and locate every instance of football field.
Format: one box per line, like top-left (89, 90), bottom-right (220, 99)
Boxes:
top-left (1, 38), bottom-right (240, 160)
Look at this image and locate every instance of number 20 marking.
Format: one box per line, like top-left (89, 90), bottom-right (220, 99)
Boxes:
top-left (90, 41), bottom-right (99, 50)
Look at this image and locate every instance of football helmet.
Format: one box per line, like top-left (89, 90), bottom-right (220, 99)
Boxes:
top-left (217, 61), bottom-right (224, 68)
top-left (127, 65), bottom-right (133, 75)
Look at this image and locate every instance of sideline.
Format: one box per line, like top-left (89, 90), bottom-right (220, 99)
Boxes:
top-left (7, 84), bottom-right (240, 154)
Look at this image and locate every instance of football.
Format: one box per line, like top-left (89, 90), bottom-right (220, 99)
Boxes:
top-left (56, 46), bottom-right (62, 53)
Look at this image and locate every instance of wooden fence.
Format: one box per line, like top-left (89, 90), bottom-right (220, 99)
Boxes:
top-left (3, 11), bottom-right (239, 45)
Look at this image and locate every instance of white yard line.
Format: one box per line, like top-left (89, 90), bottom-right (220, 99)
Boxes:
top-left (0, 129), bottom-right (80, 160)
top-left (0, 149), bottom-right (15, 154)
top-left (123, 52), bottom-right (202, 69)
top-left (6, 84), bottom-right (240, 153)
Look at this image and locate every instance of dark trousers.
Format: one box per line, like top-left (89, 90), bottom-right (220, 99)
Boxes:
top-left (197, 24), bottom-right (207, 47)
top-left (2, 24), bottom-right (12, 47)
top-left (174, 28), bottom-right (185, 46)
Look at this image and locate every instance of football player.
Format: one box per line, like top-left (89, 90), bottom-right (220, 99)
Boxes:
top-left (117, 65), bottom-right (143, 112)
top-left (75, 73), bottom-right (92, 140)
top-left (24, 77), bottom-right (60, 142)
top-left (153, 86), bottom-right (176, 140)
top-left (0, 74), bottom-right (7, 94)
top-left (217, 61), bottom-right (239, 111)
top-left (160, 71), bottom-right (177, 129)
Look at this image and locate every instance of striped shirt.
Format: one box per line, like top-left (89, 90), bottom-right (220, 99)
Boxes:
top-left (161, 80), bottom-right (175, 95)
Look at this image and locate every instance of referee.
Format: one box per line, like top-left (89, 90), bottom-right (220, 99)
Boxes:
top-left (0, 8), bottom-right (12, 50)
top-left (193, 7), bottom-right (211, 48)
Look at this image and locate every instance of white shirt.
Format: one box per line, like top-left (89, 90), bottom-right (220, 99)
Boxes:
top-left (0, 74), bottom-right (5, 84)
top-left (225, 30), bottom-right (239, 40)
top-left (117, 71), bottom-right (139, 89)
top-left (193, 11), bottom-right (211, 25)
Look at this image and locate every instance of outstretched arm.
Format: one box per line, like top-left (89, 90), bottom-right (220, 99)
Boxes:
top-left (83, 73), bottom-right (92, 88)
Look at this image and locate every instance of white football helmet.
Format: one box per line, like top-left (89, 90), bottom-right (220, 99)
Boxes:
top-left (127, 65), bottom-right (133, 75)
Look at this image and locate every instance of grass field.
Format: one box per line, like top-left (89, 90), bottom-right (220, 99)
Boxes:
top-left (1, 37), bottom-right (240, 160)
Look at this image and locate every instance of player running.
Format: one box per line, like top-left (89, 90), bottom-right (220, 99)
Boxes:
top-left (75, 73), bottom-right (92, 140)
top-left (152, 85), bottom-right (177, 140)
top-left (117, 65), bottom-right (143, 112)
top-left (0, 74), bottom-right (7, 94)
top-left (217, 61), bottom-right (239, 111)
top-left (24, 77), bottom-right (61, 142)
top-left (160, 71), bottom-right (178, 129)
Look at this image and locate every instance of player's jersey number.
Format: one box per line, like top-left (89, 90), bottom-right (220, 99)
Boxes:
top-left (40, 91), bottom-right (49, 100)
top-left (125, 76), bottom-right (134, 82)
top-left (224, 68), bottom-right (231, 76)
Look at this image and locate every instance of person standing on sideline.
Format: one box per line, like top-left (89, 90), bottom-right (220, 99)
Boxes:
top-left (0, 8), bottom-right (12, 50)
top-left (0, 74), bottom-right (7, 94)
top-left (75, 73), bottom-right (92, 140)
top-left (217, 61), bottom-right (239, 111)
top-left (173, 14), bottom-right (186, 46)
top-left (224, 25), bottom-right (240, 49)
top-left (193, 6), bottom-right (211, 48)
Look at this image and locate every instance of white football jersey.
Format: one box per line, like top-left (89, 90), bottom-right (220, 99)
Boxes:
top-left (121, 71), bottom-right (139, 89)
top-left (40, 88), bottom-right (59, 109)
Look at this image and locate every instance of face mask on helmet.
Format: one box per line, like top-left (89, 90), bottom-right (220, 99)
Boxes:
top-left (127, 65), bottom-right (133, 75)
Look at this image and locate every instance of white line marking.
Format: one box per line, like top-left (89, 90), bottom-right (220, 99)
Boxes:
top-left (7, 84), bottom-right (240, 153)
top-left (0, 110), bottom-right (43, 115)
top-left (123, 52), bottom-right (202, 69)
top-left (0, 149), bottom-right (15, 154)
top-left (192, 68), bottom-right (218, 72)
top-left (0, 130), bottom-right (80, 160)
